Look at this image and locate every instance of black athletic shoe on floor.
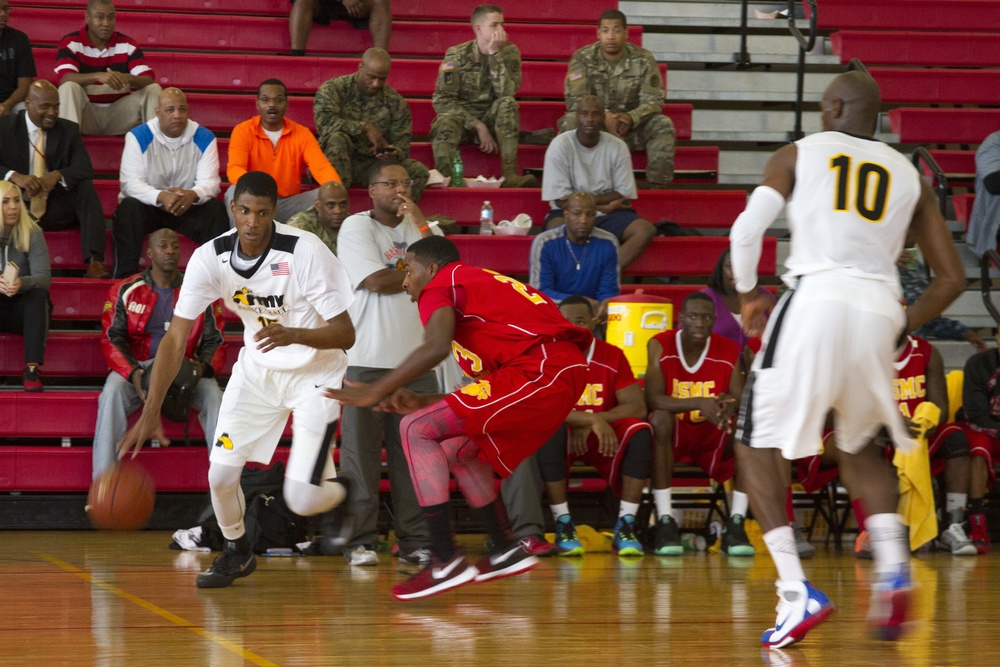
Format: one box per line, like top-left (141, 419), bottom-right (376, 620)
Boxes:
top-left (197, 538), bottom-right (257, 589)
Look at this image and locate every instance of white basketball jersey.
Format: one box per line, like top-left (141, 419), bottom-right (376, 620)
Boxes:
top-left (783, 131), bottom-right (922, 293)
top-left (175, 222), bottom-right (354, 371)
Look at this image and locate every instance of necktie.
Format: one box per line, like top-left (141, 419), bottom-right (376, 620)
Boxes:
top-left (31, 129), bottom-right (47, 220)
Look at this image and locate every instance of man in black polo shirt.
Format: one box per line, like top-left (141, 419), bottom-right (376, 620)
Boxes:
top-left (0, 2), bottom-right (36, 116)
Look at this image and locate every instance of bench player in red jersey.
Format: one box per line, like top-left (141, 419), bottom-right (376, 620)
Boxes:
top-left (796, 335), bottom-right (979, 556)
top-left (328, 235), bottom-right (591, 600)
top-left (535, 296), bottom-right (653, 557)
top-left (645, 292), bottom-right (754, 557)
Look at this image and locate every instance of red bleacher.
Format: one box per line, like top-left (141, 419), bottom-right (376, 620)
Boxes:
top-left (83, 137), bottom-right (715, 182)
top-left (888, 108), bottom-right (1000, 145)
top-left (27, 9), bottom-right (629, 60)
top-left (953, 193), bottom-right (975, 229)
top-left (807, 0), bottom-right (1000, 31)
top-left (34, 0), bottom-right (611, 22)
top-left (870, 68), bottom-right (1000, 106)
top-left (831, 31), bottom-right (1000, 68)
top-left (33, 49), bottom-right (636, 100)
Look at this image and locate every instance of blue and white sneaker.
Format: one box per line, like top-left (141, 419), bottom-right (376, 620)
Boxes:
top-left (761, 579), bottom-right (835, 648)
top-left (554, 514), bottom-right (584, 556)
top-left (868, 564), bottom-right (911, 640)
top-left (612, 515), bottom-right (644, 556)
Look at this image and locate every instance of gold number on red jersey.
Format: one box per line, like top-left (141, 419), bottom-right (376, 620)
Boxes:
top-left (451, 341), bottom-right (483, 374)
top-left (830, 154), bottom-right (891, 222)
top-left (486, 271), bottom-right (547, 305)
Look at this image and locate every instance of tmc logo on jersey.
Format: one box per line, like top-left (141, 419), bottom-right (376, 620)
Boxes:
top-left (231, 287), bottom-right (290, 317)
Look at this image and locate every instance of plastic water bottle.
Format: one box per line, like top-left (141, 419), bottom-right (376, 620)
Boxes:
top-left (451, 150), bottom-right (464, 187)
top-left (479, 201), bottom-right (493, 235)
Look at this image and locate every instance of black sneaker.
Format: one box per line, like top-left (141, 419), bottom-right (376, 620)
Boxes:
top-left (313, 477), bottom-right (354, 556)
top-left (197, 538), bottom-right (257, 588)
top-left (653, 514), bottom-right (683, 556)
top-left (721, 514), bottom-right (756, 557)
top-left (473, 542), bottom-right (539, 582)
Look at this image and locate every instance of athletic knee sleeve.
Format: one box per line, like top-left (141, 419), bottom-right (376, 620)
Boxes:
top-left (940, 430), bottom-right (970, 459)
top-left (283, 477), bottom-right (346, 517)
top-left (208, 462), bottom-right (246, 539)
top-left (621, 429), bottom-right (653, 480)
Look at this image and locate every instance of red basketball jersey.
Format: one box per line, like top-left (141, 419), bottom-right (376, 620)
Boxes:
top-left (418, 262), bottom-right (593, 378)
top-left (893, 335), bottom-right (933, 420)
top-left (576, 339), bottom-right (638, 414)
top-left (653, 330), bottom-right (740, 423)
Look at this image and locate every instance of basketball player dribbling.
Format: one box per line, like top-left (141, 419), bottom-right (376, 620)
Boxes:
top-left (729, 71), bottom-right (965, 647)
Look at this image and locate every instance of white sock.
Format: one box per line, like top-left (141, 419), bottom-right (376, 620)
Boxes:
top-left (946, 492), bottom-right (968, 525)
top-left (619, 501), bottom-right (640, 519)
top-left (653, 488), bottom-right (673, 519)
top-left (731, 490), bottom-right (749, 518)
top-left (550, 503), bottom-right (570, 522)
top-left (763, 526), bottom-right (806, 582)
top-left (865, 513), bottom-right (910, 574)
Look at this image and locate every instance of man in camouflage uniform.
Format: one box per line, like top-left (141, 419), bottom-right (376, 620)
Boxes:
top-left (430, 4), bottom-right (536, 188)
top-left (286, 180), bottom-right (350, 255)
top-left (314, 48), bottom-right (429, 200)
top-left (558, 9), bottom-right (675, 186)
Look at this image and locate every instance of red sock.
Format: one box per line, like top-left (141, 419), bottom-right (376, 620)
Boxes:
top-left (785, 488), bottom-right (796, 523)
top-left (852, 499), bottom-right (867, 528)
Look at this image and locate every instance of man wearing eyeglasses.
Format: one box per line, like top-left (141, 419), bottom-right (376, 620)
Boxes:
top-left (0, 2), bottom-right (36, 117)
top-left (225, 78), bottom-right (341, 226)
top-left (327, 161), bottom-right (442, 566)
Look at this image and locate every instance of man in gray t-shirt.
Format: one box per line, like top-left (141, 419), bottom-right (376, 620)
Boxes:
top-left (542, 95), bottom-right (654, 268)
top-left (333, 161), bottom-right (442, 566)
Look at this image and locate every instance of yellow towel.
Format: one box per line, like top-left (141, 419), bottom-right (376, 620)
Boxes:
top-left (945, 370), bottom-right (964, 423)
top-left (893, 401), bottom-right (940, 551)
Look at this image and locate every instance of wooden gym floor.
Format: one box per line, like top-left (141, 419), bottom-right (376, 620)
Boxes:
top-left (0, 531), bottom-right (996, 666)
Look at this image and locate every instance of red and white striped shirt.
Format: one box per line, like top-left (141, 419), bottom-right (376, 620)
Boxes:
top-left (55, 26), bottom-right (155, 106)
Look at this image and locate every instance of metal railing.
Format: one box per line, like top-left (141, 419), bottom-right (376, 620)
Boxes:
top-left (735, 0), bottom-right (752, 67)
top-left (911, 146), bottom-right (950, 216)
top-left (788, 0), bottom-right (819, 140)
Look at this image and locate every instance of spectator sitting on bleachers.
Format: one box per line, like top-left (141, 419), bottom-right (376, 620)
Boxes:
top-left (429, 4), bottom-right (537, 189)
top-left (54, 0), bottom-right (162, 136)
top-left (536, 295), bottom-right (653, 556)
top-left (314, 48), bottom-right (429, 201)
top-left (558, 9), bottom-right (674, 187)
top-left (542, 95), bottom-right (655, 269)
top-left (112, 87), bottom-right (228, 278)
top-left (0, 1), bottom-right (37, 116)
top-left (287, 180), bottom-right (349, 255)
top-left (898, 249), bottom-right (986, 352)
top-left (331, 161), bottom-right (441, 566)
top-left (94, 228), bottom-right (225, 479)
top-left (700, 247), bottom-right (775, 350)
top-left (644, 292), bottom-right (755, 557)
top-left (0, 80), bottom-right (109, 278)
top-left (957, 333), bottom-right (1000, 554)
top-left (225, 78), bottom-right (341, 226)
top-left (0, 179), bottom-right (51, 392)
top-left (966, 130), bottom-right (1000, 259)
top-left (289, 0), bottom-right (391, 55)
top-left (529, 191), bottom-right (619, 323)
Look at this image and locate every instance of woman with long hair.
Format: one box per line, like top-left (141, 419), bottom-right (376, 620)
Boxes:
top-left (0, 180), bottom-right (52, 391)
top-left (701, 246), bottom-right (775, 350)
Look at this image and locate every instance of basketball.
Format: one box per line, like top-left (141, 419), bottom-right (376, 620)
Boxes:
top-left (86, 462), bottom-right (157, 531)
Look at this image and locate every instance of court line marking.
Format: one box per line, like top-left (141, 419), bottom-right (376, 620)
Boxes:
top-left (39, 553), bottom-right (279, 667)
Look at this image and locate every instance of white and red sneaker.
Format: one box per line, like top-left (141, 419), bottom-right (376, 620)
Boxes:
top-left (868, 565), bottom-right (911, 641)
top-left (391, 550), bottom-right (479, 601)
top-left (969, 513), bottom-right (990, 554)
top-left (761, 580), bottom-right (835, 648)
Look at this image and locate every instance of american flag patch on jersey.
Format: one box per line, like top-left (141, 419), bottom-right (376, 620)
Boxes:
top-left (270, 262), bottom-right (290, 276)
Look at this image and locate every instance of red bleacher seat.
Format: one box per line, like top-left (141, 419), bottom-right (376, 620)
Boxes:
top-left (84, 136), bottom-right (715, 182)
top-left (27, 9), bottom-right (632, 60)
top-left (887, 108), bottom-right (1000, 145)
top-left (34, 49), bottom-right (618, 99)
top-left (0, 332), bottom-right (243, 378)
top-left (920, 150), bottom-right (975, 188)
top-left (953, 193), bottom-right (975, 230)
top-left (831, 31), bottom-right (1000, 67)
top-left (89, 181), bottom-right (746, 231)
top-left (34, 0), bottom-right (610, 22)
top-left (807, 0), bottom-right (1000, 31)
top-left (870, 68), bottom-right (1000, 105)
top-left (448, 234), bottom-right (777, 278)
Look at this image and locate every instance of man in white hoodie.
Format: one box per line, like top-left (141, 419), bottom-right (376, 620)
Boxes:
top-left (111, 87), bottom-right (228, 278)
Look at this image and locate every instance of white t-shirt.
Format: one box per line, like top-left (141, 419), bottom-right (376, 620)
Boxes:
top-left (336, 211), bottom-right (442, 368)
top-left (784, 131), bottom-right (922, 294)
top-left (175, 222), bottom-right (354, 371)
top-left (541, 131), bottom-right (637, 215)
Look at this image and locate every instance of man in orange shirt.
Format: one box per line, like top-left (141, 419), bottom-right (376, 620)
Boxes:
top-left (225, 78), bottom-right (340, 226)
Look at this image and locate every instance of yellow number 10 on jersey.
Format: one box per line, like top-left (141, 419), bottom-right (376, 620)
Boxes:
top-left (830, 154), bottom-right (891, 222)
